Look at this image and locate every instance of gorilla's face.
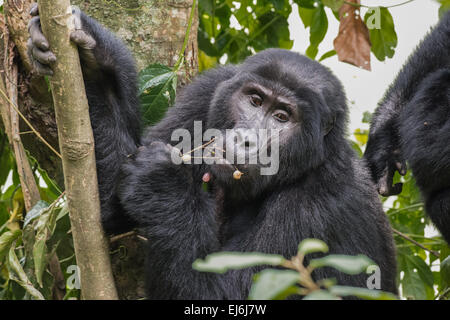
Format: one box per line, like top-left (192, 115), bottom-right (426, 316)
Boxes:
top-left (205, 50), bottom-right (345, 197)
top-left (206, 80), bottom-right (302, 193)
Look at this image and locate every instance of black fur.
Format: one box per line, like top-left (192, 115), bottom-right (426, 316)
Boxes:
top-left (364, 11), bottom-right (450, 243)
top-left (28, 9), bottom-right (397, 299)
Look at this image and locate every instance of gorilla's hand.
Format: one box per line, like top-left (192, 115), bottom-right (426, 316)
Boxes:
top-left (376, 148), bottom-right (407, 197)
top-left (118, 141), bottom-right (199, 226)
top-left (27, 3), bottom-right (96, 76)
top-left (365, 140), bottom-right (407, 197)
top-left (132, 142), bottom-right (194, 191)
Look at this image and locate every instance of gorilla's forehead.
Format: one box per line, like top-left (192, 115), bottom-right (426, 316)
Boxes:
top-left (241, 49), bottom-right (342, 97)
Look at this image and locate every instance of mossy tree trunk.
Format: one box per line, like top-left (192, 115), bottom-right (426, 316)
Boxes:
top-left (72, 0), bottom-right (199, 81)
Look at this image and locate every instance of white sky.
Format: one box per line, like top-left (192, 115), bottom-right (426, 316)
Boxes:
top-left (288, 0), bottom-right (440, 134)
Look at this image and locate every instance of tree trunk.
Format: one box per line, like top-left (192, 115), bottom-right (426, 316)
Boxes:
top-left (2, 0), bottom-right (198, 299)
top-left (37, 0), bottom-right (118, 300)
top-left (71, 0), bottom-right (198, 79)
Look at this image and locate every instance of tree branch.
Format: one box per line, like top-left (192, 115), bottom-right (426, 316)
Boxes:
top-left (392, 228), bottom-right (440, 258)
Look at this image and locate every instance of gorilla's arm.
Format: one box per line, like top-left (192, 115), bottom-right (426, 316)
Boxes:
top-left (364, 11), bottom-right (450, 196)
top-left (117, 142), bottom-right (244, 299)
top-left (116, 65), bottom-right (249, 299)
top-left (28, 5), bottom-right (141, 233)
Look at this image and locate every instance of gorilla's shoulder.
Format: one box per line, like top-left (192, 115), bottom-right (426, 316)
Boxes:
top-left (351, 157), bottom-right (380, 195)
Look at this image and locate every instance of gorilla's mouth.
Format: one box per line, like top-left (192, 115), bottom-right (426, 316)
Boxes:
top-left (206, 141), bottom-right (263, 166)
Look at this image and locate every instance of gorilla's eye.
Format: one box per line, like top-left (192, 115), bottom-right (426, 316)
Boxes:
top-left (273, 110), bottom-right (289, 122)
top-left (250, 94), bottom-right (263, 107)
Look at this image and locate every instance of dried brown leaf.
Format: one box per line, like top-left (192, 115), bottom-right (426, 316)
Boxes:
top-left (333, 0), bottom-right (371, 71)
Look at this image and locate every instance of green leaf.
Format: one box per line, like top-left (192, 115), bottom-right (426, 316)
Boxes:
top-left (193, 252), bottom-right (285, 274)
top-left (198, 30), bottom-right (220, 57)
top-left (306, 44), bottom-right (319, 60)
top-left (303, 290), bottom-right (340, 300)
top-left (438, 0), bottom-right (450, 18)
top-left (310, 4), bottom-right (328, 47)
top-left (298, 6), bottom-right (315, 28)
top-left (329, 286), bottom-right (398, 300)
top-left (199, 0), bottom-right (213, 15)
top-left (350, 141), bottom-right (363, 157)
top-left (362, 111), bottom-right (373, 124)
top-left (441, 256), bottom-right (450, 289)
top-left (295, 0), bottom-right (317, 9)
top-left (0, 230), bottom-right (21, 262)
top-left (364, 7), bottom-right (397, 61)
top-left (319, 49), bottom-right (336, 61)
top-left (270, 0), bottom-right (285, 11)
top-left (402, 269), bottom-right (427, 300)
top-left (32, 204), bottom-right (62, 287)
top-left (322, 0), bottom-right (344, 12)
top-left (199, 50), bottom-right (218, 72)
top-left (23, 200), bottom-right (50, 228)
top-left (354, 128), bottom-right (369, 146)
top-left (405, 255), bottom-right (434, 288)
top-left (7, 245), bottom-right (44, 300)
top-left (298, 238), bottom-right (329, 255)
top-left (55, 202), bottom-right (70, 222)
top-left (309, 254), bottom-right (375, 275)
top-left (33, 232), bottom-right (47, 288)
top-left (139, 64), bottom-right (177, 126)
top-left (138, 64), bottom-right (175, 95)
top-left (249, 269), bottom-right (299, 300)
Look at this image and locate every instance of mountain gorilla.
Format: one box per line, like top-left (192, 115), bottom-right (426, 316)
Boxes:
top-left (27, 5), bottom-right (396, 298)
top-left (364, 11), bottom-right (450, 243)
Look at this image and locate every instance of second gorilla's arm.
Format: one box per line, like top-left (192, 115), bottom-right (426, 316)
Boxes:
top-left (364, 11), bottom-right (450, 196)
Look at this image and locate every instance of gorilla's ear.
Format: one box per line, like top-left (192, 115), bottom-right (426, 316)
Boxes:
top-left (323, 115), bottom-right (336, 136)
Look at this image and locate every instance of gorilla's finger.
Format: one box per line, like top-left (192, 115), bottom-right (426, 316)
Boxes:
top-left (377, 163), bottom-right (398, 196)
top-left (377, 169), bottom-right (391, 196)
top-left (32, 46), bottom-right (56, 64)
top-left (395, 161), bottom-right (407, 176)
top-left (378, 163), bottom-right (403, 196)
top-left (26, 38), bottom-right (33, 57)
top-left (30, 3), bottom-right (39, 16)
top-left (28, 16), bottom-right (49, 51)
top-left (391, 183), bottom-right (403, 195)
top-left (32, 60), bottom-right (53, 76)
top-left (70, 30), bottom-right (96, 50)
top-left (27, 38), bottom-right (55, 66)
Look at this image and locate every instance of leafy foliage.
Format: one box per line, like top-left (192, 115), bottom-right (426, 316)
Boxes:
top-left (194, 238), bottom-right (398, 300)
top-left (198, 0), bottom-right (293, 67)
top-left (198, 0), bottom-right (400, 68)
top-left (192, 252), bottom-right (285, 273)
top-left (0, 129), bottom-right (78, 300)
top-left (364, 7), bottom-right (397, 62)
